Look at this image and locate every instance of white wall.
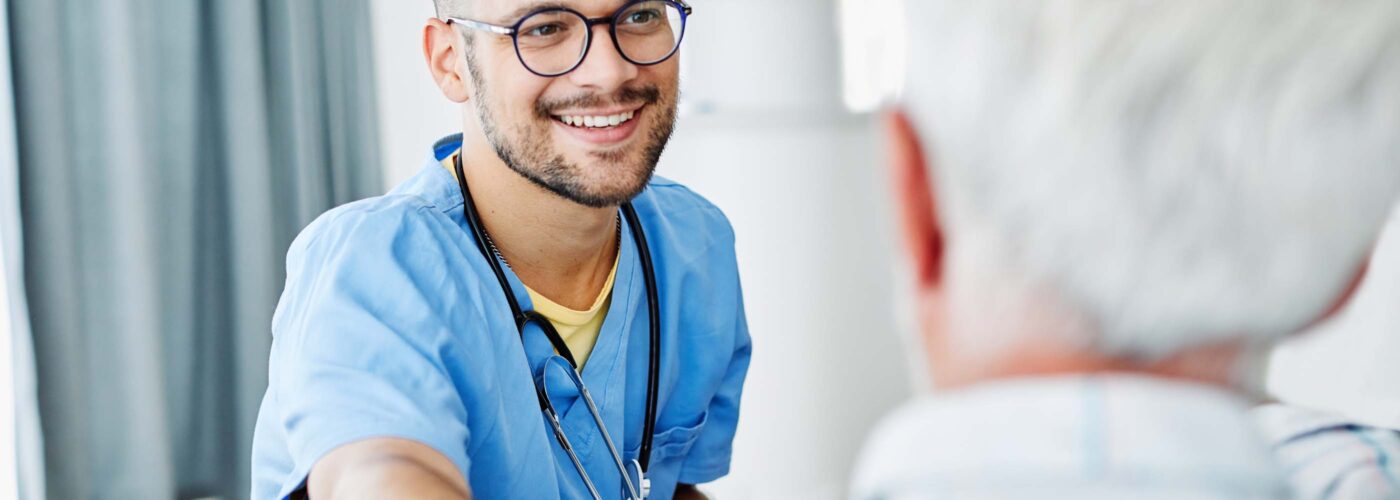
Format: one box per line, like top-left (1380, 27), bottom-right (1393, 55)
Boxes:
top-left (368, 1), bottom-right (914, 498)
top-left (1267, 207), bottom-right (1400, 429)
top-left (371, 1), bottom-right (461, 186)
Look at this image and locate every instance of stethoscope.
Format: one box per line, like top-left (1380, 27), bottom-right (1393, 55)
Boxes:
top-left (453, 155), bottom-right (661, 500)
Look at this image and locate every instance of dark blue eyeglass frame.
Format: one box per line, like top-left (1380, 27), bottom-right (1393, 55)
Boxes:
top-left (447, 0), bottom-right (693, 78)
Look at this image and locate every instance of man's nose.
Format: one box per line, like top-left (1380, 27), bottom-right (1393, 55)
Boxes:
top-left (565, 24), bottom-right (640, 91)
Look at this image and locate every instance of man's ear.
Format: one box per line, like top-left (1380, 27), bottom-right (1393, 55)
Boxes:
top-left (423, 18), bottom-right (473, 103)
top-left (885, 109), bottom-right (947, 290)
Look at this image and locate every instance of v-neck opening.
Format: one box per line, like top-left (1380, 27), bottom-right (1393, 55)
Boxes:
top-left (500, 209), bottom-right (640, 411)
top-left (546, 210), bottom-right (642, 465)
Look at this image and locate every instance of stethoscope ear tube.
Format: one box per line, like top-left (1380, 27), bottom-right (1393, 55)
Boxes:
top-left (622, 203), bottom-right (661, 473)
top-left (454, 155), bottom-right (527, 333)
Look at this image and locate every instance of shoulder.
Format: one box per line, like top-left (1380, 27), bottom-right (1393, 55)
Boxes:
top-left (289, 194), bottom-right (459, 262)
top-left (634, 176), bottom-right (737, 260)
top-left (279, 194), bottom-right (480, 300)
top-left (850, 396), bottom-right (964, 499)
top-left (852, 382), bottom-right (1093, 496)
top-left (643, 176), bottom-right (725, 212)
top-left (291, 158), bottom-right (466, 257)
top-left (273, 193), bottom-right (490, 344)
top-left (857, 395), bottom-right (966, 465)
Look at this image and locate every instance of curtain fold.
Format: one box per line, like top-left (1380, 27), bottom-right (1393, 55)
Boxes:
top-left (6, 0), bottom-right (383, 497)
top-left (0, 0), bottom-right (44, 497)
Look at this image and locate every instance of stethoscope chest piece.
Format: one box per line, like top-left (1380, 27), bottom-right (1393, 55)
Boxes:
top-left (632, 459), bottom-right (651, 498)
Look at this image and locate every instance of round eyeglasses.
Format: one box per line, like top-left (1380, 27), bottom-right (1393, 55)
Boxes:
top-left (447, 1), bottom-right (692, 78)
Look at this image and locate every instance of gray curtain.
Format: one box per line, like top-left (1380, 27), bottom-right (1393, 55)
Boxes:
top-left (7, 0), bottom-right (383, 498)
top-left (0, 0), bottom-right (45, 497)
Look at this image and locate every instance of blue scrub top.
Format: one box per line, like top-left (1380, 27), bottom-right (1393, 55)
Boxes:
top-left (251, 135), bottom-right (753, 499)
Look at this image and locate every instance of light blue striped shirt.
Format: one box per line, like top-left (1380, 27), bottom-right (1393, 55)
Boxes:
top-left (1256, 404), bottom-right (1400, 500)
top-left (852, 375), bottom-right (1292, 499)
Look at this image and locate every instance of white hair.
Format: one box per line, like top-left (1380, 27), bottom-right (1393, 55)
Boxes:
top-left (902, 0), bottom-right (1400, 358)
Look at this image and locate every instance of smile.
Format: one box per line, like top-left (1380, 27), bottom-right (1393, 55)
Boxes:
top-left (549, 106), bottom-right (645, 146)
top-left (553, 110), bottom-right (637, 129)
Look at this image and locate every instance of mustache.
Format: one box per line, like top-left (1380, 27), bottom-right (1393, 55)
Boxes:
top-left (534, 86), bottom-right (663, 118)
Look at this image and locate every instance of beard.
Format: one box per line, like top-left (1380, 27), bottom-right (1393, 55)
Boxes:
top-left (467, 65), bottom-right (678, 208)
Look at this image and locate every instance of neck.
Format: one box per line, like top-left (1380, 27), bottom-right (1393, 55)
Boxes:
top-left (459, 137), bottom-right (619, 311)
top-left (929, 336), bottom-right (1251, 394)
top-left (925, 270), bottom-right (1259, 396)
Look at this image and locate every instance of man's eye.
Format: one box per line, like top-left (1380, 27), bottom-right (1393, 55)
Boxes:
top-left (623, 10), bottom-right (660, 25)
top-left (523, 23), bottom-right (566, 37)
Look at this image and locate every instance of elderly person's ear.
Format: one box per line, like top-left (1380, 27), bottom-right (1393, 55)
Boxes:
top-left (885, 109), bottom-right (946, 290)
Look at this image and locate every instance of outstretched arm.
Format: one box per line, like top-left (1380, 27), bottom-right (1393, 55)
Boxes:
top-left (309, 438), bottom-right (471, 499)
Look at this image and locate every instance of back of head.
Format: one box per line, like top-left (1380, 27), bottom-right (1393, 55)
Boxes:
top-left (901, 0), bottom-right (1400, 358)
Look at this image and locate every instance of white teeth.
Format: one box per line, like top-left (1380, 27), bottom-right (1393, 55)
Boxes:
top-left (555, 111), bottom-right (638, 129)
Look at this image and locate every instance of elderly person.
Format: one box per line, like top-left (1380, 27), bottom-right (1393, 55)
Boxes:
top-left (852, 1), bottom-right (1400, 498)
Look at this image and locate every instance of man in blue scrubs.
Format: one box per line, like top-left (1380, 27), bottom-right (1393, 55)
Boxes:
top-left (250, 0), bottom-right (751, 498)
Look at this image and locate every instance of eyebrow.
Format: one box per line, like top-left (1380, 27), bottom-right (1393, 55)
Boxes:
top-left (491, 1), bottom-right (632, 25)
top-left (494, 2), bottom-right (572, 24)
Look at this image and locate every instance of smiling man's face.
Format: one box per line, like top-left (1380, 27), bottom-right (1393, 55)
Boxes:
top-left (459, 0), bottom-right (681, 208)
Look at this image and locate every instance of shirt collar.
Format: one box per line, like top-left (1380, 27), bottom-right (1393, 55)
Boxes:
top-left (853, 374), bottom-right (1290, 497)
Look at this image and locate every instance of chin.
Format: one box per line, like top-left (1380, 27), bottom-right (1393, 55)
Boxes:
top-left (579, 172), bottom-right (653, 204)
top-left (572, 152), bottom-right (654, 191)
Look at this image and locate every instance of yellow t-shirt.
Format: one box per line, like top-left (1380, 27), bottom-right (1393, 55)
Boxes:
top-left (442, 152), bottom-right (616, 368)
top-left (525, 259), bottom-right (617, 369)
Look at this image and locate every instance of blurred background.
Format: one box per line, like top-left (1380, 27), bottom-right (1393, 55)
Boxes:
top-left (0, 0), bottom-right (1396, 499)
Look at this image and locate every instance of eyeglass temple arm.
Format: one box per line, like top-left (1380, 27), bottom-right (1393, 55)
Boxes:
top-left (445, 17), bottom-right (515, 35)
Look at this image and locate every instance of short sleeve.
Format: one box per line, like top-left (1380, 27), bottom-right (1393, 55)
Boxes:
top-left (267, 204), bottom-right (473, 498)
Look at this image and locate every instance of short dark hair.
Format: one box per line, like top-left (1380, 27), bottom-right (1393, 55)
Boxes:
top-left (435, 0), bottom-right (477, 52)
top-left (433, 0), bottom-right (468, 18)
